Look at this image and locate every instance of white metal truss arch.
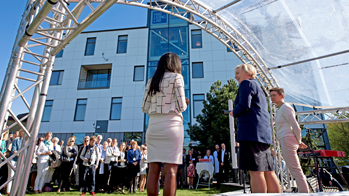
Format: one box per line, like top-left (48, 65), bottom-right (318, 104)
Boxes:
top-left (4, 0), bottom-right (348, 195)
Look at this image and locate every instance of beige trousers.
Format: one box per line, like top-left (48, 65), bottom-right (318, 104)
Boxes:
top-left (279, 136), bottom-right (309, 193)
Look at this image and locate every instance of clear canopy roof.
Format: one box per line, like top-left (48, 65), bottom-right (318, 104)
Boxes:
top-left (195, 0), bottom-right (349, 107)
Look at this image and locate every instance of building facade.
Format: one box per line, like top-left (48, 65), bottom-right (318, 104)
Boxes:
top-left (38, 8), bottom-right (242, 145)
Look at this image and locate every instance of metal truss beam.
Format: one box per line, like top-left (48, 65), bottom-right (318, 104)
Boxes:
top-left (0, 0), bottom-right (294, 194)
top-left (296, 107), bottom-right (349, 125)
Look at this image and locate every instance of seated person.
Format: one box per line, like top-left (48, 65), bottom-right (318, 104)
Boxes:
top-left (315, 167), bottom-right (344, 191)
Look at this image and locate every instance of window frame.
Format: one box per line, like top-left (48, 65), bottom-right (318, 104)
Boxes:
top-left (74, 99), bottom-right (87, 121)
top-left (117, 35), bottom-right (128, 54)
top-left (191, 29), bottom-right (202, 49)
top-left (133, 65), bottom-right (145, 81)
top-left (193, 94), bottom-right (205, 118)
top-left (50, 70), bottom-right (64, 85)
top-left (84, 37), bottom-right (96, 56)
top-left (110, 97), bottom-right (123, 120)
top-left (42, 100), bottom-right (54, 122)
top-left (192, 62), bottom-right (204, 78)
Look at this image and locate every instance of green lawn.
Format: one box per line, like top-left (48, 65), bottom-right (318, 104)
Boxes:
top-left (24, 187), bottom-right (221, 196)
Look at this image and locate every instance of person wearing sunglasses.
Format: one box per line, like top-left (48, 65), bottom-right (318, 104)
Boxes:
top-left (57, 136), bottom-right (78, 193)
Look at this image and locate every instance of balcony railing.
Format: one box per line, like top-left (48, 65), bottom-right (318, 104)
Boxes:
top-left (78, 78), bottom-right (110, 89)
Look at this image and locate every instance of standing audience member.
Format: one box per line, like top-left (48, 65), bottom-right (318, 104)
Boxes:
top-left (57, 136), bottom-right (78, 193)
top-left (95, 135), bottom-right (103, 191)
top-left (270, 87), bottom-right (309, 193)
top-left (6, 130), bottom-right (22, 195)
top-left (5, 133), bottom-right (13, 149)
top-left (107, 138), bottom-right (112, 147)
top-left (45, 137), bottom-right (62, 184)
top-left (139, 147), bottom-right (148, 192)
top-left (230, 63), bottom-right (280, 193)
top-left (59, 140), bottom-right (64, 148)
top-left (186, 149), bottom-right (195, 189)
top-left (77, 136), bottom-right (90, 188)
top-left (0, 130), bottom-right (9, 188)
top-left (142, 53), bottom-right (189, 196)
top-left (213, 144), bottom-right (220, 177)
top-left (127, 141), bottom-right (141, 193)
top-left (117, 142), bottom-right (127, 194)
top-left (34, 132), bottom-right (53, 193)
top-left (107, 138), bottom-right (120, 193)
top-left (80, 136), bottom-right (99, 196)
top-left (218, 143), bottom-right (230, 188)
top-left (98, 141), bottom-right (108, 192)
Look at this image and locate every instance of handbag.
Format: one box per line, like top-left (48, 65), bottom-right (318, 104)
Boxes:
top-left (49, 150), bottom-right (62, 168)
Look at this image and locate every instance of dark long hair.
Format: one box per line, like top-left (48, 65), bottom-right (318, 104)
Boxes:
top-left (148, 53), bottom-right (182, 96)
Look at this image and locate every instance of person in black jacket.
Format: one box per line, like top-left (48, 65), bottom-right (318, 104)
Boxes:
top-left (316, 168), bottom-right (344, 191)
top-left (77, 136), bottom-right (90, 189)
top-left (217, 143), bottom-right (230, 188)
top-left (57, 136), bottom-right (78, 193)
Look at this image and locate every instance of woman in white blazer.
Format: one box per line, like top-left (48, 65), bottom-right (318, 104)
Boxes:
top-left (45, 137), bottom-right (62, 184)
top-left (34, 132), bottom-right (53, 193)
top-left (270, 87), bottom-right (309, 193)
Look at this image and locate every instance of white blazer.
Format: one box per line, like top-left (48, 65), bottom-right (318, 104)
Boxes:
top-left (105, 146), bottom-right (120, 164)
top-left (142, 72), bottom-right (187, 118)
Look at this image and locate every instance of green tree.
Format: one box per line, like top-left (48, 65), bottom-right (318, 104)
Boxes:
top-left (187, 79), bottom-right (239, 151)
top-left (327, 113), bottom-right (349, 166)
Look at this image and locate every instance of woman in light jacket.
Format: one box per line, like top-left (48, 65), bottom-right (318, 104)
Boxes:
top-left (142, 52), bottom-right (189, 196)
top-left (34, 132), bottom-right (53, 193)
top-left (107, 139), bottom-right (120, 193)
top-left (45, 137), bottom-right (62, 184)
top-left (57, 136), bottom-right (78, 193)
top-left (270, 87), bottom-right (309, 193)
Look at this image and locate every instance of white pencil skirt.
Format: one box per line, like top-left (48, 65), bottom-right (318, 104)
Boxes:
top-left (146, 112), bottom-right (184, 164)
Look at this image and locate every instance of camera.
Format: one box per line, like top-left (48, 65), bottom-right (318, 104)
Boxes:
top-left (220, 110), bottom-right (231, 115)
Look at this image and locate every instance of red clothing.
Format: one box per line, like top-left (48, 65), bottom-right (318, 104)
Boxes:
top-left (187, 164), bottom-right (195, 177)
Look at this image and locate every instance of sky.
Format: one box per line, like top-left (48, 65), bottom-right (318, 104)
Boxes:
top-left (0, 0), bottom-right (148, 115)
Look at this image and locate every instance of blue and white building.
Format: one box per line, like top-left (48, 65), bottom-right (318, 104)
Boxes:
top-left (38, 7), bottom-right (242, 145)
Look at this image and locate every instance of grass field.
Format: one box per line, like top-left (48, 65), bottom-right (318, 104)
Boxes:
top-left (24, 187), bottom-right (221, 196)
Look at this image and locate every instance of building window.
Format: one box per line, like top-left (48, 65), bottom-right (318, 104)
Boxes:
top-left (85, 37), bottom-right (96, 56)
top-left (42, 100), bottom-right (53, 122)
top-left (78, 68), bottom-right (111, 89)
top-left (193, 94), bottom-right (205, 118)
top-left (117, 35), bottom-right (128, 54)
top-left (110, 98), bottom-right (122, 120)
top-left (56, 50), bottom-right (63, 58)
top-left (124, 132), bottom-right (143, 145)
top-left (227, 41), bottom-right (240, 52)
top-left (191, 30), bottom-right (202, 49)
top-left (50, 70), bottom-right (64, 85)
top-left (74, 99), bottom-right (87, 121)
top-left (133, 66), bottom-right (145, 81)
top-left (192, 62), bottom-right (204, 78)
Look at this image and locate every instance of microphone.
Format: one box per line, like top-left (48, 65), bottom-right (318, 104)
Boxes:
top-left (221, 110), bottom-right (231, 115)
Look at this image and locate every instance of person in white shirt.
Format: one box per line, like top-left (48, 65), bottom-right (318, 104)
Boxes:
top-left (270, 87), bottom-right (309, 193)
top-left (213, 145), bottom-right (220, 177)
top-left (34, 132), bottom-right (53, 193)
top-left (117, 142), bottom-right (127, 194)
top-left (95, 135), bottom-right (103, 191)
top-left (106, 139), bottom-right (120, 193)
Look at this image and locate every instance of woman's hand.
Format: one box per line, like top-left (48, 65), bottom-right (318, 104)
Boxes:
top-left (185, 98), bottom-right (190, 106)
top-left (299, 142), bottom-right (308, 149)
top-left (47, 151), bottom-right (52, 155)
top-left (229, 110), bottom-right (234, 117)
top-left (133, 162), bottom-right (138, 166)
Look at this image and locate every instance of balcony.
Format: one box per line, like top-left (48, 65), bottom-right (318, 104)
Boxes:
top-left (78, 78), bottom-right (110, 89)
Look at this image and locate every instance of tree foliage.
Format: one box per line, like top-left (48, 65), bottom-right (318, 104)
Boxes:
top-left (187, 79), bottom-right (239, 151)
top-left (327, 112), bottom-right (349, 165)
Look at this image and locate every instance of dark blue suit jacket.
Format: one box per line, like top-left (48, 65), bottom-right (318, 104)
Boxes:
top-left (127, 149), bottom-right (141, 164)
top-left (233, 79), bottom-right (272, 145)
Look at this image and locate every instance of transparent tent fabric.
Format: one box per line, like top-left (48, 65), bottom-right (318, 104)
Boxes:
top-left (192, 0), bottom-right (349, 107)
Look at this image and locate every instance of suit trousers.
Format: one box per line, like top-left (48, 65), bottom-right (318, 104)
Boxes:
top-left (81, 165), bottom-right (96, 193)
top-left (218, 164), bottom-right (229, 187)
top-left (279, 136), bottom-right (309, 193)
top-left (7, 160), bottom-right (16, 193)
top-left (34, 160), bottom-right (49, 191)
